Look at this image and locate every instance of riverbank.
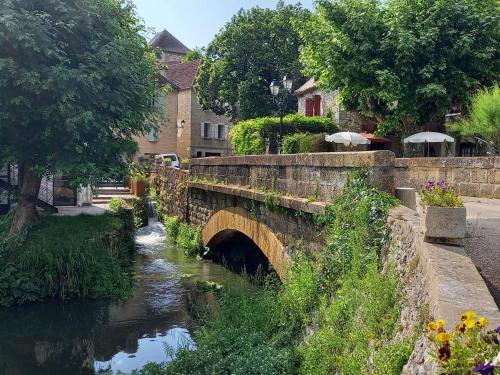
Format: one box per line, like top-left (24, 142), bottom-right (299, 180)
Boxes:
top-left (0, 211), bottom-right (135, 306)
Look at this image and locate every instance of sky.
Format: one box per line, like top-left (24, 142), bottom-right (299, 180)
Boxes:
top-left (132, 0), bottom-right (314, 49)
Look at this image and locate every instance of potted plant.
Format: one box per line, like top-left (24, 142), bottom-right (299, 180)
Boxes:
top-left (418, 180), bottom-right (466, 245)
top-left (133, 174), bottom-right (147, 197)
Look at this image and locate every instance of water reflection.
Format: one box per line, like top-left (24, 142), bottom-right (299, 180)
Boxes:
top-left (0, 219), bottom-right (245, 375)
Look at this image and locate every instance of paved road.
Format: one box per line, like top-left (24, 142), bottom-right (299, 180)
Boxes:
top-left (463, 197), bottom-right (500, 308)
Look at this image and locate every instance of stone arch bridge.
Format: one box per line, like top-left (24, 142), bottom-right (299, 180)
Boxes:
top-left (152, 151), bottom-right (395, 278)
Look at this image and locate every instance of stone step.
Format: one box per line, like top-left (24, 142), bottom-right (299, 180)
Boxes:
top-left (94, 189), bottom-right (131, 195)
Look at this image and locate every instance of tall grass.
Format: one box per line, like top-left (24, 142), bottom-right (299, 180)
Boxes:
top-left (0, 213), bottom-right (134, 306)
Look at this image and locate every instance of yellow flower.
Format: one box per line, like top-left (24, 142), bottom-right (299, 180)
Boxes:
top-left (465, 319), bottom-right (475, 330)
top-left (428, 321), bottom-right (438, 330)
top-left (476, 317), bottom-right (488, 328)
top-left (436, 319), bottom-right (445, 329)
top-left (436, 332), bottom-right (450, 344)
top-left (461, 311), bottom-right (476, 321)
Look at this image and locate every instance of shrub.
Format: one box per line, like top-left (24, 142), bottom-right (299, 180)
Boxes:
top-left (281, 132), bottom-right (334, 154)
top-left (419, 180), bottom-right (464, 207)
top-left (229, 114), bottom-right (337, 155)
top-left (452, 85), bottom-right (500, 148)
top-left (163, 216), bottom-right (203, 257)
top-left (109, 196), bottom-right (148, 228)
top-left (0, 214), bottom-right (134, 306)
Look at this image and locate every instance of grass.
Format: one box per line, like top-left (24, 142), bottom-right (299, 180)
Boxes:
top-left (0, 213), bottom-right (135, 306)
top-left (135, 170), bottom-right (417, 375)
top-left (163, 216), bottom-right (203, 257)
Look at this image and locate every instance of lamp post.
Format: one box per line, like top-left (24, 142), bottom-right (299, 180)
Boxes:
top-left (270, 74), bottom-right (293, 154)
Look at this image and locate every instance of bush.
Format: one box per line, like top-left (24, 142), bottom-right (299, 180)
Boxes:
top-left (229, 114), bottom-right (337, 155)
top-left (0, 213), bottom-right (135, 306)
top-left (109, 197), bottom-right (149, 228)
top-left (163, 216), bottom-right (203, 257)
top-left (281, 132), bottom-right (334, 154)
top-left (452, 84), bottom-right (500, 148)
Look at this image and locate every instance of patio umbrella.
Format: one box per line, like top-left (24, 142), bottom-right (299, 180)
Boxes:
top-left (403, 131), bottom-right (454, 157)
top-left (403, 132), bottom-right (454, 144)
top-left (325, 132), bottom-right (371, 147)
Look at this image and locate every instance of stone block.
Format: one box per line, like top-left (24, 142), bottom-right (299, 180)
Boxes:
top-left (395, 188), bottom-right (417, 210)
top-left (457, 182), bottom-right (480, 197)
top-left (479, 184), bottom-right (495, 198)
top-left (423, 206), bottom-right (466, 245)
top-left (470, 169), bottom-right (488, 183)
top-left (452, 168), bottom-right (471, 183)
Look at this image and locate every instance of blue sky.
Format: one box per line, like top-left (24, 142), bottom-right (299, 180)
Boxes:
top-left (132, 0), bottom-right (314, 49)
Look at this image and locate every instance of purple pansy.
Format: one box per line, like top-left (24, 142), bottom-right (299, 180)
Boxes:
top-left (473, 363), bottom-right (496, 375)
top-left (495, 326), bottom-right (500, 334)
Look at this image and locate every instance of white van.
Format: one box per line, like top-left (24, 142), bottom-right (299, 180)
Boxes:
top-left (155, 153), bottom-right (181, 168)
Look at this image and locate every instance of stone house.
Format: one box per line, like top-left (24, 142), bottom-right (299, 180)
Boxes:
top-left (134, 30), bottom-right (232, 163)
top-left (295, 78), bottom-right (377, 133)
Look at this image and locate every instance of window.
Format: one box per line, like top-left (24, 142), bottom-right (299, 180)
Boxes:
top-left (217, 124), bottom-right (226, 139)
top-left (147, 128), bottom-right (159, 142)
top-left (150, 97), bottom-right (165, 112)
top-left (305, 98), bottom-right (314, 116)
top-left (313, 95), bottom-right (321, 116)
top-left (201, 122), bottom-right (211, 138)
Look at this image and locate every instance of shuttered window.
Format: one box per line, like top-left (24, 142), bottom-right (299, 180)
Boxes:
top-left (313, 95), bottom-right (321, 116)
top-left (201, 122), bottom-right (211, 138)
top-left (148, 128), bottom-right (159, 142)
top-left (305, 98), bottom-right (314, 116)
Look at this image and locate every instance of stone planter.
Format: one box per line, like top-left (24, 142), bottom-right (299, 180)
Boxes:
top-left (422, 205), bottom-right (466, 246)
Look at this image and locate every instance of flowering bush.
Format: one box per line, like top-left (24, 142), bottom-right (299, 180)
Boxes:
top-left (427, 312), bottom-right (500, 374)
top-left (419, 180), bottom-right (464, 208)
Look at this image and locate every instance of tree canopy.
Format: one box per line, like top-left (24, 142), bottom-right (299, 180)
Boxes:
top-left (298, 0), bottom-right (500, 136)
top-left (181, 47), bottom-right (205, 63)
top-left (0, 0), bottom-right (160, 233)
top-left (195, 1), bottom-right (309, 120)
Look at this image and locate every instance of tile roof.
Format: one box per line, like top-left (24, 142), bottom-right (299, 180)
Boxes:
top-left (294, 78), bottom-right (317, 95)
top-left (149, 29), bottom-right (191, 55)
top-left (161, 59), bottom-right (202, 90)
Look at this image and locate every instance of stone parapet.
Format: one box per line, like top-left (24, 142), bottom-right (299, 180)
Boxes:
top-left (388, 205), bottom-right (500, 374)
top-left (190, 151), bottom-right (395, 201)
top-left (395, 157), bottom-right (500, 198)
top-left (150, 166), bottom-right (189, 221)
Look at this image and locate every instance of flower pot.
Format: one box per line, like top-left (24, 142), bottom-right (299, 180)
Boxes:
top-left (422, 205), bottom-right (466, 246)
top-left (134, 180), bottom-right (146, 197)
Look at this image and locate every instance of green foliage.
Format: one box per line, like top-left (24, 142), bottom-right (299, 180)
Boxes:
top-left (298, 0), bottom-right (500, 135)
top-left (0, 214), bottom-right (134, 306)
top-left (281, 132), bottom-right (334, 154)
top-left (181, 47), bottom-right (204, 63)
top-left (230, 114), bottom-right (337, 155)
top-left (0, 0), bottom-right (160, 185)
top-left (452, 84), bottom-right (500, 147)
top-left (108, 197), bottom-right (149, 228)
top-left (163, 216), bottom-right (203, 257)
top-left (195, 2), bottom-right (310, 120)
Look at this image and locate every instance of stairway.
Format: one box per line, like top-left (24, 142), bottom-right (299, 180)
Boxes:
top-left (93, 184), bottom-right (133, 205)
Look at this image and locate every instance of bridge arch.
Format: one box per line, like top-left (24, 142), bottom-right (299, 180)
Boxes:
top-left (202, 207), bottom-right (291, 279)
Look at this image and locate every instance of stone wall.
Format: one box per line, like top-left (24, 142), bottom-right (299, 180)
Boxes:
top-left (395, 157), bottom-right (500, 198)
top-left (190, 151), bottom-right (395, 201)
top-left (150, 166), bottom-right (189, 221)
top-left (387, 205), bottom-right (500, 374)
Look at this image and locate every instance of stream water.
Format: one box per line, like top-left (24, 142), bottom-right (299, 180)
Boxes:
top-left (0, 219), bottom-right (247, 375)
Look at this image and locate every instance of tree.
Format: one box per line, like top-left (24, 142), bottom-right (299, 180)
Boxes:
top-left (298, 0), bottom-right (500, 136)
top-left (181, 47), bottom-right (205, 63)
top-left (0, 0), bottom-right (160, 235)
top-left (195, 1), bottom-right (309, 120)
top-left (452, 85), bottom-right (500, 153)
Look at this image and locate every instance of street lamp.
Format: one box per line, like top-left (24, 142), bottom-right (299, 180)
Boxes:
top-left (270, 74), bottom-right (293, 154)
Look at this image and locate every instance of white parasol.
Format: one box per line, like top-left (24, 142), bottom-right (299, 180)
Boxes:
top-left (403, 132), bottom-right (454, 144)
top-left (325, 132), bottom-right (371, 147)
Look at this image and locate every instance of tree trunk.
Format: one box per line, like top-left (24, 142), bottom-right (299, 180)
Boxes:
top-left (9, 166), bottom-right (42, 237)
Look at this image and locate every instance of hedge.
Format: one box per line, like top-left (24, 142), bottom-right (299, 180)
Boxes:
top-left (229, 113), bottom-right (337, 155)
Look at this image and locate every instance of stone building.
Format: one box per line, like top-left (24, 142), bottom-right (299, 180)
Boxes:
top-left (295, 78), bottom-right (376, 133)
top-left (134, 30), bottom-right (232, 163)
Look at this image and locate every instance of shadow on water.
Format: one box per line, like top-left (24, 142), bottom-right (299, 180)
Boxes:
top-left (0, 219), bottom-right (248, 375)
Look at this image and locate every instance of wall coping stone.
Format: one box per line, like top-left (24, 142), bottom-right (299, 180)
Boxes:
top-left (189, 181), bottom-right (327, 215)
top-left (395, 156), bottom-right (499, 169)
top-left (389, 205), bottom-right (500, 331)
top-left (190, 151), bottom-right (395, 168)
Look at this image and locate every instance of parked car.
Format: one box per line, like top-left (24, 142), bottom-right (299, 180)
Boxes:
top-left (155, 153), bottom-right (181, 168)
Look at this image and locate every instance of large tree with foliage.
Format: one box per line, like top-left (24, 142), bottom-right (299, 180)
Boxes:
top-left (0, 0), bottom-right (159, 235)
top-left (298, 0), bottom-right (500, 136)
top-left (195, 1), bottom-right (309, 120)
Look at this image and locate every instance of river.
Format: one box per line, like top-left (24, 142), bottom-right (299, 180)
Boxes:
top-left (0, 219), bottom-right (247, 375)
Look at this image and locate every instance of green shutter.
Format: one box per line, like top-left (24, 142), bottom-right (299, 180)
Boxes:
top-left (148, 128), bottom-right (158, 142)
